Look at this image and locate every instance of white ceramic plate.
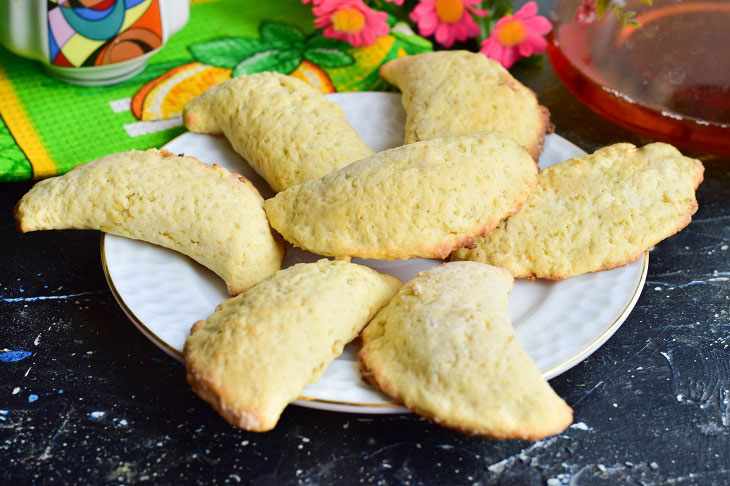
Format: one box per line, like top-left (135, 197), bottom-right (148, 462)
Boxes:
top-left (101, 92), bottom-right (647, 414)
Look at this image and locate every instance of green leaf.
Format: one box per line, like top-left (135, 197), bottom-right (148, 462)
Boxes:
top-left (259, 21), bottom-right (306, 48)
top-left (303, 48), bottom-right (354, 68)
top-left (305, 35), bottom-right (351, 50)
top-left (189, 37), bottom-right (272, 68)
top-left (391, 30), bottom-right (432, 51)
top-left (233, 49), bottom-right (302, 77)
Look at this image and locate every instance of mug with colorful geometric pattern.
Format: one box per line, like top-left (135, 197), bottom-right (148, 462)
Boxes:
top-left (0, 0), bottom-right (189, 85)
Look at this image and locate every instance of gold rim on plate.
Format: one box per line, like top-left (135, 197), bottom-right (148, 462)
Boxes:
top-left (100, 234), bottom-right (648, 410)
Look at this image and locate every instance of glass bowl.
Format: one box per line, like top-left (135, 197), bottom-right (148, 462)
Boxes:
top-left (546, 0), bottom-right (730, 155)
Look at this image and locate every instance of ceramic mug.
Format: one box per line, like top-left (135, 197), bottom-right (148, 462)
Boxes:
top-left (0, 0), bottom-right (189, 86)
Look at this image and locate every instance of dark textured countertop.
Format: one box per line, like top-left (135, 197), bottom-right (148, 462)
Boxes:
top-left (3, 46), bottom-right (730, 486)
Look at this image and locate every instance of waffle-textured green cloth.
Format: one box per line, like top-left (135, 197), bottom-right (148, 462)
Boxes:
top-left (0, 0), bottom-right (430, 182)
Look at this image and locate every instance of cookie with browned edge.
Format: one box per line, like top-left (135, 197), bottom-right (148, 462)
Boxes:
top-left (184, 73), bottom-right (373, 192)
top-left (359, 262), bottom-right (573, 440)
top-left (15, 149), bottom-right (284, 295)
top-left (185, 259), bottom-right (401, 432)
top-left (380, 50), bottom-right (551, 159)
top-left (265, 131), bottom-right (537, 260)
top-left (452, 143), bottom-right (704, 279)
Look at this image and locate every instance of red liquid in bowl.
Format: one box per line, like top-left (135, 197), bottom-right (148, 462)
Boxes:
top-left (547, 0), bottom-right (730, 155)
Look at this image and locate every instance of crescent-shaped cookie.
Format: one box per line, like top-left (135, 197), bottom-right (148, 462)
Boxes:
top-left (359, 262), bottom-right (573, 440)
top-left (264, 131), bottom-right (538, 260)
top-left (380, 50), bottom-right (551, 159)
top-left (451, 143), bottom-right (705, 279)
top-left (14, 149), bottom-right (284, 295)
top-left (183, 73), bottom-right (374, 192)
top-left (184, 259), bottom-right (401, 432)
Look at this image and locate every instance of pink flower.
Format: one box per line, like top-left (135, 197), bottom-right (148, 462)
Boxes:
top-left (480, 2), bottom-right (552, 69)
top-left (575, 0), bottom-right (598, 26)
top-left (313, 0), bottom-right (390, 47)
top-left (409, 0), bottom-right (488, 48)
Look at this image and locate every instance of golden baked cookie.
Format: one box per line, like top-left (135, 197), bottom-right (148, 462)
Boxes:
top-left (359, 262), bottom-right (573, 440)
top-left (14, 149), bottom-right (284, 295)
top-left (184, 259), bottom-right (401, 432)
top-left (264, 131), bottom-right (538, 260)
top-left (451, 143), bottom-right (705, 279)
top-left (379, 50), bottom-right (551, 159)
top-left (183, 73), bottom-right (374, 192)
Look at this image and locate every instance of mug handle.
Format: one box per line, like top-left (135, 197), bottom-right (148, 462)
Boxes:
top-left (161, 0), bottom-right (191, 41)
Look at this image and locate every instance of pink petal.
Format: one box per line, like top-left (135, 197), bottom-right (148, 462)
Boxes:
top-left (361, 30), bottom-right (377, 46)
top-left (480, 36), bottom-right (495, 50)
top-left (468, 7), bottom-right (489, 17)
top-left (518, 41), bottom-right (534, 57)
top-left (347, 32), bottom-right (360, 47)
top-left (435, 23), bottom-right (455, 47)
top-left (461, 16), bottom-right (481, 37)
top-left (501, 48), bottom-right (518, 68)
top-left (452, 22), bottom-right (466, 41)
top-left (369, 19), bottom-right (390, 37)
top-left (482, 36), bottom-right (515, 68)
top-left (410, 0), bottom-right (435, 21)
top-left (311, 4), bottom-right (331, 16)
top-left (351, 32), bottom-right (365, 47)
top-left (323, 26), bottom-right (346, 42)
top-left (523, 16), bottom-right (552, 35)
top-left (417, 16), bottom-right (438, 37)
top-left (375, 24), bottom-right (390, 37)
top-left (525, 32), bottom-right (547, 53)
top-left (515, 1), bottom-right (538, 19)
top-left (419, 13), bottom-right (438, 32)
top-left (365, 8), bottom-right (388, 23)
top-left (481, 38), bottom-right (505, 61)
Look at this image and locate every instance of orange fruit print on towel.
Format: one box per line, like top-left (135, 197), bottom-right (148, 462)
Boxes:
top-left (133, 19), bottom-right (431, 121)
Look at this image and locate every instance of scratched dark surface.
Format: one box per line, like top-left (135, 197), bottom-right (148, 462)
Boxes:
top-left (3, 25), bottom-right (730, 486)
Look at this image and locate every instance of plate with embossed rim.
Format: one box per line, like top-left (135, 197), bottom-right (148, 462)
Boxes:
top-left (101, 92), bottom-right (648, 414)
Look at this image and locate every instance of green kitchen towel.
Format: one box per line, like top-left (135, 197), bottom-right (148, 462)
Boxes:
top-left (0, 0), bottom-right (430, 182)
